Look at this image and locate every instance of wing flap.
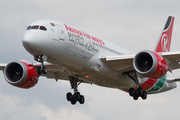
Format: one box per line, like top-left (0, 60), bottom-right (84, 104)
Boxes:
top-left (45, 71), bottom-right (69, 81)
top-left (161, 51), bottom-right (180, 60)
top-left (0, 63), bottom-right (7, 71)
top-left (101, 55), bottom-right (135, 72)
top-left (160, 51), bottom-right (180, 70)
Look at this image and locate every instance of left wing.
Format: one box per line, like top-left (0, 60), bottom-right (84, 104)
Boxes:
top-left (101, 51), bottom-right (180, 73)
top-left (0, 63), bottom-right (7, 70)
top-left (160, 51), bottom-right (180, 71)
top-left (101, 55), bottom-right (135, 73)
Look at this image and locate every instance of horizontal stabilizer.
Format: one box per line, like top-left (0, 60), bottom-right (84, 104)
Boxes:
top-left (167, 78), bottom-right (180, 83)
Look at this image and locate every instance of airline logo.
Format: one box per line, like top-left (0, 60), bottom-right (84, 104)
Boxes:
top-left (161, 34), bottom-right (169, 52)
top-left (63, 24), bottom-right (105, 45)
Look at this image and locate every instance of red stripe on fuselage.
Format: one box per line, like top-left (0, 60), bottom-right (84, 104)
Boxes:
top-left (140, 78), bottom-right (158, 91)
top-left (125, 78), bottom-right (158, 92)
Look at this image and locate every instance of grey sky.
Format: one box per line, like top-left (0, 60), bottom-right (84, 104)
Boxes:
top-left (0, 0), bottom-right (180, 120)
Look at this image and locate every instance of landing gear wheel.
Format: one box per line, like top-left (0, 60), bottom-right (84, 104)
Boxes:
top-left (37, 67), bottom-right (42, 74)
top-left (66, 92), bottom-right (73, 101)
top-left (129, 88), bottom-right (135, 96)
top-left (141, 91), bottom-right (147, 100)
top-left (137, 87), bottom-right (143, 96)
top-left (42, 66), bottom-right (47, 74)
top-left (129, 87), bottom-right (147, 100)
top-left (34, 55), bottom-right (47, 75)
top-left (37, 67), bottom-right (47, 74)
top-left (66, 92), bottom-right (85, 105)
top-left (79, 95), bottom-right (85, 104)
top-left (74, 92), bottom-right (81, 101)
top-left (133, 94), bottom-right (139, 100)
top-left (71, 99), bottom-right (76, 105)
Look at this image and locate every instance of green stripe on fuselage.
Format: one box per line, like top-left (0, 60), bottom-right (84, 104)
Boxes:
top-left (147, 75), bottom-right (166, 94)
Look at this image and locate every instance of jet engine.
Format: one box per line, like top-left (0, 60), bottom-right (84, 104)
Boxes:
top-left (4, 60), bottom-right (39, 89)
top-left (133, 50), bottom-right (168, 79)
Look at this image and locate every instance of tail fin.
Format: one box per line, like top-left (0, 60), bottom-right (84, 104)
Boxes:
top-left (154, 16), bottom-right (174, 52)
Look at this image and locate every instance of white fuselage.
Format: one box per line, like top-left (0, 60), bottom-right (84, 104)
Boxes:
top-left (22, 19), bottom-right (176, 92)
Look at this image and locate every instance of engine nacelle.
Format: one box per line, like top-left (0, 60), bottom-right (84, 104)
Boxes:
top-left (4, 60), bottom-right (39, 89)
top-left (133, 50), bottom-right (168, 79)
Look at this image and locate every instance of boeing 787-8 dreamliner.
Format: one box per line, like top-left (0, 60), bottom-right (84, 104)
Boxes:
top-left (1, 16), bottom-right (180, 105)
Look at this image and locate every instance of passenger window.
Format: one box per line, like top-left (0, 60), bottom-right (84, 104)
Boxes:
top-left (39, 26), bottom-right (47, 31)
top-left (31, 25), bottom-right (39, 29)
top-left (26, 26), bottom-right (31, 30)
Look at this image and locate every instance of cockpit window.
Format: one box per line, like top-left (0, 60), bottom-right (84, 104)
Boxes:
top-left (26, 25), bottom-right (47, 31)
top-left (39, 26), bottom-right (47, 31)
top-left (31, 25), bottom-right (39, 29)
top-left (26, 26), bottom-right (31, 30)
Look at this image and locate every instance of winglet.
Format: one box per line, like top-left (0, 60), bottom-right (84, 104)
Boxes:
top-left (154, 16), bottom-right (175, 52)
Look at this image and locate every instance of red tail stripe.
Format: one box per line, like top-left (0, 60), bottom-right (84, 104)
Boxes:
top-left (155, 17), bottom-right (174, 52)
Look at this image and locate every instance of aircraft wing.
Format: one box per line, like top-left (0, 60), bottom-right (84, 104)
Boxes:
top-left (101, 51), bottom-right (180, 73)
top-left (160, 51), bottom-right (180, 71)
top-left (0, 61), bottom-right (92, 85)
top-left (0, 62), bottom-right (69, 81)
top-left (101, 55), bottom-right (135, 73)
top-left (32, 62), bottom-right (69, 81)
top-left (33, 62), bottom-right (91, 83)
top-left (0, 63), bottom-right (7, 70)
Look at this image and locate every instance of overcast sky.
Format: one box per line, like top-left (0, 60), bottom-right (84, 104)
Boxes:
top-left (1, 0), bottom-right (180, 120)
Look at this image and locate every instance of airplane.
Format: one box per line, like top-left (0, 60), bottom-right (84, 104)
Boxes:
top-left (0, 16), bottom-right (180, 105)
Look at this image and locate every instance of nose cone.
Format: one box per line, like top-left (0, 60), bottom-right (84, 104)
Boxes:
top-left (22, 31), bottom-right (37, 51)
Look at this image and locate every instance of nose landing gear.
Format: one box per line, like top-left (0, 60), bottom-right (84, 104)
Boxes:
top-left (34, 55), bottom-right (47, 75)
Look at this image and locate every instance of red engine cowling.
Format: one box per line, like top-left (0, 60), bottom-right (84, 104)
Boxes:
top-left (133, 50), bottom-right (168, 79)
top-left (4, 60), bottom-right (39, 89)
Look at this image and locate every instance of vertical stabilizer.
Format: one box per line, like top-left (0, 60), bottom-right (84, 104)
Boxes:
top-left (154, 16), bottom-right (174, 52)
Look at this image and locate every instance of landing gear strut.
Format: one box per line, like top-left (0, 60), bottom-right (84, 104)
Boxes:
top-left (66, 76), bottom-right (85, 105)
top-left (34, 55), bottom-right (47, 75)
top-left (125, 72), bottom-right (147, 100)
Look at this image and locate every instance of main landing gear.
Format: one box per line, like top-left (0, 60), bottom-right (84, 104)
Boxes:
top-left (125, 72), bottom-right (147, 100)
top-left (34, 55), bottom-right (47, 75)
top-left (66, 76), bottom-right (85, 105)
top-left (129, 87), bottom-right (147, 100)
